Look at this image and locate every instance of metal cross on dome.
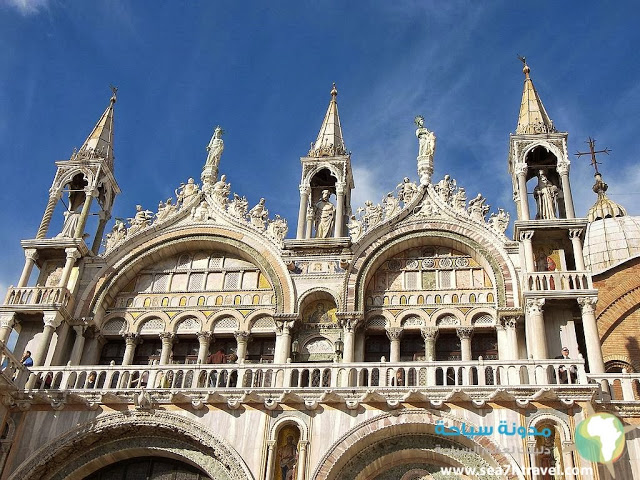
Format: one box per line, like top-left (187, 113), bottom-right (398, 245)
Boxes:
top-left (575, 137), bottom-right (611, 175)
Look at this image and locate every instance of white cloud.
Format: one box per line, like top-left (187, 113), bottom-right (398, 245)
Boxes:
top-left (2, 0), bottom-right (49, 16)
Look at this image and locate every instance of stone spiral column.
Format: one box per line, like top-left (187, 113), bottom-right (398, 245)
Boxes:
top-left (74, 188), bottom-right (97, 238)
top-left (36, 191), bottom-right (62, 239)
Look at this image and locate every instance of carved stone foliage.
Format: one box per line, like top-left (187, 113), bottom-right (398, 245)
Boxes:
top-left (412, 175), bottom-right (510, 236)
top-left (349, 177), bottom-right (419, 241)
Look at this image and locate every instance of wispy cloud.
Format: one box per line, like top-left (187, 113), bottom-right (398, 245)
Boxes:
top-left (2, 0), bottom-right (49, 16)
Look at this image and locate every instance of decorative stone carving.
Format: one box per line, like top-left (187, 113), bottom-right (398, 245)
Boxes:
top-left (382, 192), bottom-right (400, 219)
top-left (104, 218), bottom-right (127, 251)
top-left (415, 198), bottom-right (439, 218)
top-left (396, 177), bottom-right (418, 205)
top-left (127, 205), bottom-right (154, 235)
top-left (468, 194), bottom-right (489, 222)
top-left (134, 388), bottom-right (153, 410)
top-left (154, 198), bottom-right (178, 223)
top-left (415, 115), bottom-right (436, 185)
top-left (347, 215), bottom-right (363, 242)
top-left (421, 327), bottom-right (439, 340)
top-left (452, 187), bottom-right (467, 211)
top-left (363, 200), bottom-right (383, 228)
top-left (228, 193), bottom-right (248, 219)
top-left (205, 126), bottom-right (224, 167)
top-left (249, 198), bottom-right (269, 230)
top-left (191, 200), bottom-right (213, 222)
top-left (266, 215), bottom-right (288, 243)
top-left (175, 178), bottom-right (200, 207)
top-left (385, 327), bottom-right (403, 341)
top-left (577, 296), bottom-right (597, 315)
top-left (556, 160), bottom-right (570, 176)
top-left (488, 208), bottom-right (510, 234)
top-left (533, 170), bottom-right (561, 220)
top-left (435, 175), bottom-right (456, 203)
top-left (456, 326), bottom-right (474, 339)
top-left (525, 298), bottom-right (545, 315)
top-left (211, 174), bottom-right (231, 206)
top-left (314, 190), bottom-right (335, 238)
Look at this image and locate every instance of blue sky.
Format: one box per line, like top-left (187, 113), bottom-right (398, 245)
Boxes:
top-left (1, 1), bottom-right (639, 290)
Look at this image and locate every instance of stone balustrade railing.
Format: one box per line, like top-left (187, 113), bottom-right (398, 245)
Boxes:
top-left (17, 358), bottom-right (588, 392)
top-left (3, 286), bottom-right (71, 308)
top-left (586, 372), bottom-right (640, 401)
top-left (525, 271), bottom-right (593, 292)
top-left (0, 341), bottom-right (27, 385)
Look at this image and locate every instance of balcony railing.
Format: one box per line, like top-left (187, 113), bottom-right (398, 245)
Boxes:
top-left (525, 271), bottom-right (593, 293)
top-left (16, 358), bottom-right (589, 393)
top-left (0, 341), bottom-right (26, 387)
top-left (587, 372), bottom-right (640, 401)
top-left (3, 286), bottom-right (71, 308)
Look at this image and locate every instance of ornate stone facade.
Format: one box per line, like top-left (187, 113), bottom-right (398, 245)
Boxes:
top-left (1, 65), bottom-right (640, 480)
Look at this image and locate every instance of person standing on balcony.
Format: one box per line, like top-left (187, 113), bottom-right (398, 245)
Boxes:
top-left (20, 351), bottom-right (33, 367)
top-left (208, 348), bottom-right (226, 386)
top-left (556, 347), bottom-right (577, 384)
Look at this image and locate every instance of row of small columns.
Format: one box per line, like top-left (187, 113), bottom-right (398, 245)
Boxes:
top-left (118, 330), bottom-right (253, 366)
top-left (515, 161), bottom-right (575, 220)
top-left (296, 182), bottom-right (346, 239)
top-left (519, 229), bottom-right (586, 273)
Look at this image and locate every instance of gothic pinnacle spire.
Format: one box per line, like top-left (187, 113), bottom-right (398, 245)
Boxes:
top-left (309, 83), bottom-right (347, 157)
top-left (76, 87), bottom-right (116, 168)
top-left (515, 57), bottom-right (556, 135)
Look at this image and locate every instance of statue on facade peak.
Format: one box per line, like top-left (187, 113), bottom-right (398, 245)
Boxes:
top-left (435, 175), bottom-right (456, 204)
top-left (489, 208), bottom-right (510, 234)
top-left (211, 174), bottom-right (231, 206)
top-left (127, 205), bottom-right (154, 235)
top-left (206, 126), bottom-right (225, 167)
top-left (266, 214), bottom-right (288, 243)
top-left (415, 115), bottom-right (436, 159)
top-left (453, 187), bottom-right (467, 211)
top-left (397, 177), bottom-right (418, 205)
top-left (249, 198), bottom-right (269, 230)
top-left (468, 194), bottom-right (490, 222)
top-left (383, 192), bottom-right (400, 219)
top-left (229, 193), bottom-right (249, 219)
top-left (175, 178), bottom-right (200, 207)
top-left (155, 197), bottom-right (177, 223)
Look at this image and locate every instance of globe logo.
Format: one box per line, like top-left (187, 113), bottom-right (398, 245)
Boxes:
top-left (575, 413), bottom-right (625, 464)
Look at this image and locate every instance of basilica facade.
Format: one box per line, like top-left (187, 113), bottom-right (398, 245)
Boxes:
top-left (0, 62), bottom-right (639, 480)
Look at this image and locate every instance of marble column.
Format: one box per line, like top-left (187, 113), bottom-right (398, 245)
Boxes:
top-left (159, 333), bottom-right (175, 365)
top-left (234, 330), bottom-right (250, 362)
top-left (122, 333), bottom-right (139, 365)
top-left (33, 312), bottom-right (63, 367)
top-left (557, 161), bottom-right (575, 219)
top-left (36, 190), bottom-right (62, 239)
top-left (0, 313), bottom-right (16, 344)
top-left (515, 163), bottom-right (530, 220)
top-left (305, 208), bottom-right (314, 240)
top-left (296, 185), bottom-right (310, 239)
top-left (340, 317), bottom-right (359, 363)
top-left (562, 443), bottom-right (577, 480)
top-left (196, 331), bottom-right (212, 364)
top-left (58, 248), bottom-right (81, 289)
top-left (274, 320), bottom-right (293, 364)
top-left (296, 440), bottom-right (309, 480)
top-left (334, 182), bottom-right (345, 238)
top-left (520, 230), bottom-right (535, 272)
top-left (503, 317), bottom-right (520, 360)
top-left (577, 297), bottom-right (605, 374)
top-left (457, 327), bottom-right (473, 361)
top-left (421, 327), bottom-right (438, 361)
top-left (17, 249), bottom-right (38, 288)
top-left (386, 327), bottom-right (403, 362)
top-left (569, 229), bottom-right (586, 271)
top-left (69, 325), bottom-right (87, 365)
top-left (525, 298), bottom-right (548, 359)
top-left (264, 440), bottom-right (276, 480)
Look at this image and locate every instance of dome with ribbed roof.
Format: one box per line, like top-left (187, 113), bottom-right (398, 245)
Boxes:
top-left (583, 173), bottom-right (640, 273)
